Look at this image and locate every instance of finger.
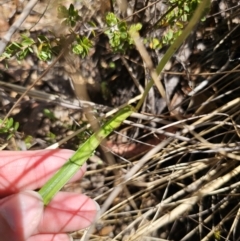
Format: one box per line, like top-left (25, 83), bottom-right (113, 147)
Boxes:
top-left (0, 191), bottom-right (43, 241)
top-left (0, 149), bottom-right (86, 196)
top-left (35, 192), bottom-right (99, 233)
top-left (27, 234), bottom-right (72, 241)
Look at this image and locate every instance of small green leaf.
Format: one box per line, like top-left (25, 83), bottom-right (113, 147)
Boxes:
top-left (109, 62), bottom-right (115, 68)
top-left (129, 23), bottom-right (142, 33)
top-left (38, 49), bottom-right (52, 61)
top-left (7, 134), bottom-right (13, 140)
top-left (20, 34), bottom-right (35, 47)
top-left (72, 43), bottom-right (83, 55)
top-left (106, 12), bottom-right (118, 26)
top-left (184, 5), bottom-right (190, 12)
top-left (57, 5), bottom-right (68, 19)
top-left (120, 32), bottom-right (128, 39)
top-left (37, 35), bottom-right (48, 43)
top-left (24, 135), bottom-right (34, 149)
top-left (68, 4), bottom-right (75, 16)
top-left (11, 42), bottom-right (22, 49)
top-left (43, 109), bottom-right (56, 120)
top-left (6, 118), bottom-right (13, 129)
top-left (167, 30), bottom-right (173, 40)
top-left (72, 36), bottom-right (92, 57)
top-left (47, 132), bottom-right (56, 140)
top-left (14, 122), bottom-right (19, 131)
top-left (149, 38), bottom-right (161, 49)
top-left (17, 48), bottom-right (30, 60)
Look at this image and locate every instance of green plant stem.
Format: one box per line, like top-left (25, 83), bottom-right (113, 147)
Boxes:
top-left (155, 0), bottom-right (210, 75)
top-left (135, 0), bottom-right (210, 110)
top-left (39, 105), bottom-right (133, 205)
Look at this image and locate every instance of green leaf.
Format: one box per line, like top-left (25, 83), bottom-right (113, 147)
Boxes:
top-left (20, 35), bottom-right (35, 47)
top-left (184, 4), bottom-right (190, 12)
top-left (14, 122), bottom-right (19, 131)
top-left (24, 135), bottom-right (34, 149)
top-left (43, 109), bottom-right (56, 120)
top-left (6, 118), bottom-right (13, 129)
top-left (106, 12), bottom-right (118, 26)
top-left (109, 62), bottom-right (115, 68)
top-left (11, 42), bottom-right (22, 49)
top-left (39, 106), bottom-right (134, 205)
top-left (38, 49), bottom-right (52, 61)
top-left (149, 38), bottom-right (161, 49)
top-left (72, 36), bottom-right (92, 57)
top-left (7, 134), bottom-right (13, 140)
top-left (57, 5), bottom-right (68, 19)
top-left (17, 48), bottom-right (30, 60)
top-left (129, 23), bottom-right (142, 33)
top-left (47, 132), bottom-right (56, 140)
top-left (68, 4), bottom-right (75, 16)
top-left (72, 43), bottom-right (83, 55)
top-left (166, 30), bottom-right (173, 41)
top-left (37, 35), bottom-right (48, 43)
top-left (135, 23), bottom-right (142, 31)
top-left (120, 32), bottom-right (128, 39)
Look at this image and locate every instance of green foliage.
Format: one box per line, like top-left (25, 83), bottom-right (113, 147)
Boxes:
top-left (0, 33), bottom-right (53, 61)
top-left (128, 23), bottom-right (143, 40)
top-left (24, 135), bottom-right (34, 149)
top-left (0, 118), bottom-right (19, 140)
top-left (46, 132), bottom-right (56, 142)
top-left (148, 38), bottom-right (161, 49)
top-left (43, 109), bottom-right (56, 120)
top-left (1, 34), bottom-right (35, 61)
top-left (0, 4), bottom-right (91, 61)
top-left (72, 36), bottom-right (92, 57)
top-left (57, 4), bottom-right (81, 27)
top-left (148, 0), bottom-right (202, 49)
top-left (165, 0), bottom-right (199, 25)
top-left (36, 36), bottom-right (53, 61)
top-left (108, 61), bottom-right (116, 69)
top-left (0, 1), bottom-right (205, 62)
top-left (104, 13), bottom-right (142, 53)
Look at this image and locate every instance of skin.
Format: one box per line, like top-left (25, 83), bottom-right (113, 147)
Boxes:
top-left (0, 149), bottom-right (99, 241)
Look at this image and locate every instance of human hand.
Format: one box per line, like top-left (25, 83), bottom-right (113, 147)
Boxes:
top-left (0, 149), bottom-right (99, 241)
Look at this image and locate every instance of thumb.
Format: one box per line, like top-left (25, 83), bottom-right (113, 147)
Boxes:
top-left (0, 190), bottom-right (43, 241)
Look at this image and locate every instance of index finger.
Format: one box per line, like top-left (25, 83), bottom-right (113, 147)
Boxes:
top-left (0, 149), bottom-right (86, 196)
